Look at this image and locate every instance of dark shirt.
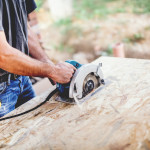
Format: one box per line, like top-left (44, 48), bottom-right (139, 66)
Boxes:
top-left (0, 0), bottom-right (37, 75)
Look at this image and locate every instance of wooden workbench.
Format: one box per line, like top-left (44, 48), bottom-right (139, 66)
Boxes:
top-left (0, 57), bottom-right (150, 150)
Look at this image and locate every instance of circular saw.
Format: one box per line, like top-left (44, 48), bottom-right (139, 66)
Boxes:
top-left (56, 60), bottom-right (105, 104)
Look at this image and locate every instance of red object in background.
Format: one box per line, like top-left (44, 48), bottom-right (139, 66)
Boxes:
top-left (113, 43), bottom-right (125, 58)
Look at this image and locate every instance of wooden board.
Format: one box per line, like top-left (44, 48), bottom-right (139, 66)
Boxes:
top-left (1, 57), bottom-right (150, 150)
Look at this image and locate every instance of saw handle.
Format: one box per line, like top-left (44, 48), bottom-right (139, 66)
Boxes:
top-left (49, 60), bottom-right (82, 87)
top-left (65, 60), bottom-right (82, 69)
top-left (56, 60), bottom-right (82, 95)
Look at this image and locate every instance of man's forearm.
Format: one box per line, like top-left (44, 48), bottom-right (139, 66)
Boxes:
top-left (0, 32), bottom-right (55, 78)
top-left (27, 23), bottom-right (51, 63)
top-left (0, 45), bottom-right (55, 77)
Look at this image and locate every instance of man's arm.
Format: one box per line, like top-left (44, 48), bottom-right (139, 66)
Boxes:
top-left (0, 31), bottom-right (75, 83)
top-left (27, 23), bottom-right (51, 63)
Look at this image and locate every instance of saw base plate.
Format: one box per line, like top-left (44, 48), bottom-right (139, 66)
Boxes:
top-left (55, 84), bottom-right (106, 105)
top-left (55, 96), bottom-right (76, 104)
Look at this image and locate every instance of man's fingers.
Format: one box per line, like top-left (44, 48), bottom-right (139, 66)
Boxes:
top-left (64, 62), bottom-right (76, 70)
top-left (71, 65), bottom-right (76, 70)
top-left (70, 69), bottom-right (75, 73)
top-left (54, 62), bottom-right (78, 84)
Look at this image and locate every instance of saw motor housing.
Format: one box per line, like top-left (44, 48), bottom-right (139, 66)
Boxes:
top-left (56, 60), bottom-right (105, 101)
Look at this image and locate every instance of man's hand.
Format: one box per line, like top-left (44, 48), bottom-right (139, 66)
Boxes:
top-left (50, 62), bottom-right (76, 84)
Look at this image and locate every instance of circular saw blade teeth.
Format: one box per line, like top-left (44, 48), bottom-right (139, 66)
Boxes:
top-left (83, 73), bottom-right (100, 97)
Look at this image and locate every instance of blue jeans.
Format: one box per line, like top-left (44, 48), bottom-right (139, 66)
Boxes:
top-left (0, 76), bottom-right (36, 117)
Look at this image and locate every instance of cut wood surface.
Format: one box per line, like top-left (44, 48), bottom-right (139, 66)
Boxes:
top-left (0, 57), bottom-right (150, 150)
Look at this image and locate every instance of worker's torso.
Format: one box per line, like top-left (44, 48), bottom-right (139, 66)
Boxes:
top-left (1, 0), bottom-right (29, 54)
top-left (0, 0), bottom-right (36, 75)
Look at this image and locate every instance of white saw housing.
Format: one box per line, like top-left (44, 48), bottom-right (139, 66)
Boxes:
top-left (69, 63), bottom-right (104, 99)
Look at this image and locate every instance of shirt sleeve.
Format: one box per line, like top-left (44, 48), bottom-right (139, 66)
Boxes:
top-left (26, 0), bottom-right (37, 14)
top-left (0, 0), bottom-right (3, 31)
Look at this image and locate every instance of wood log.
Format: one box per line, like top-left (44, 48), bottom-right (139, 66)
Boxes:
top-left (0, 56), bottom-right (150, 150)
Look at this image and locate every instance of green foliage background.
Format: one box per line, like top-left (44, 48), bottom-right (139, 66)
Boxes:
top-left (73, 0), bottom-right (150, 19)
top-left (34, 0), bottom-right (150, 54)
top-left (35, 0), bottom-right (150, 17)
top-left (35, 0), bottom-right (43, 11)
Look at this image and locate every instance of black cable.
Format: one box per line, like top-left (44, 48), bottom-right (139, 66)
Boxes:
top-left (0, 88), bottom-right (58, 122)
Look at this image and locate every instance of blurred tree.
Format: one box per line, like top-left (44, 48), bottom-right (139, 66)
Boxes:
top-left (48, 0), bottom-right (73, 21)
top-left (35, 0), bottom-right (44, 11)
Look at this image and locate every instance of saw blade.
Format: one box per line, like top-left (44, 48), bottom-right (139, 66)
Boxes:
top-left (82, 73), bottom-right (100, 97)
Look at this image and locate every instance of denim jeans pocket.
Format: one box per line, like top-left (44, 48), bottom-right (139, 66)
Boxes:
top-left (0, 82), bottom-right (7, 95)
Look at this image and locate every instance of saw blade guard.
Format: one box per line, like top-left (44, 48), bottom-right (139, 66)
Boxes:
top-left (69, 63), bottom-right (104, 99)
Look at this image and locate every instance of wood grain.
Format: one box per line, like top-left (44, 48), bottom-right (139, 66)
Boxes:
top-left (1, 57), bottom-right (150, 150)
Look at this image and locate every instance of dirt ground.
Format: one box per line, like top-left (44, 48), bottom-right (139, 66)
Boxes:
top-left (36, 3), bottom-right (150, 63)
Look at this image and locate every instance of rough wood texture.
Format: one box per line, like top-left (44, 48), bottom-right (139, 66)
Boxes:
top-left (1, 57), bottom-right (150, 150)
